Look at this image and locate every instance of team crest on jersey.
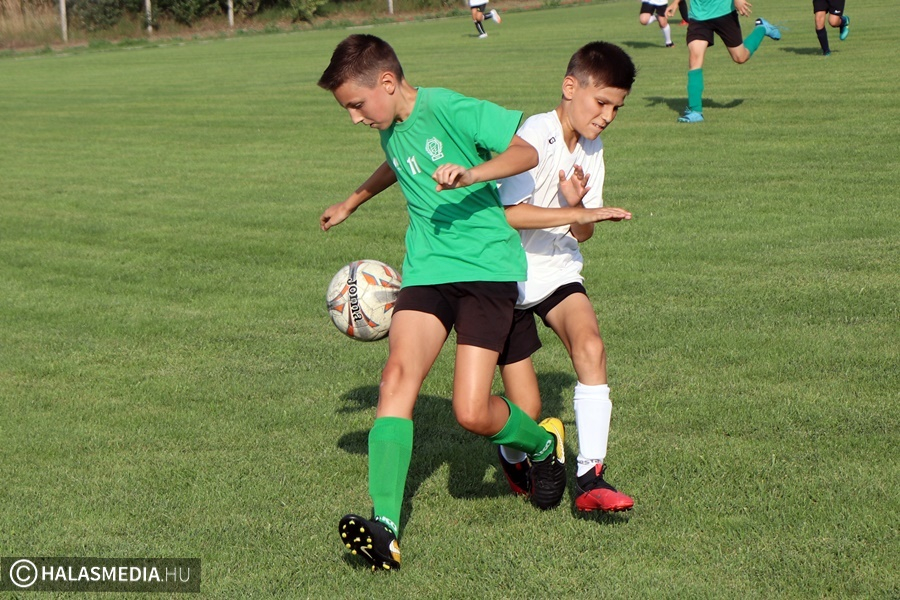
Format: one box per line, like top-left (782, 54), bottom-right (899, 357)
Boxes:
top-left (425, 137), bottom-right (444, 161)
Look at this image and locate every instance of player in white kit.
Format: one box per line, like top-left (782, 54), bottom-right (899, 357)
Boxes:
top-left (495, 42), bottom-right (637, 512)
top-left (469, 0), bottom-right (501, 38)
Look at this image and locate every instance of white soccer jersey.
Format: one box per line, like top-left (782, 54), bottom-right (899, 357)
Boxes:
top-left (644, 0), bottom-right (668, 6)
top-left (498, 110), bottom-right (605, 309)
top-left (468, 0), bottom-right (488, 7)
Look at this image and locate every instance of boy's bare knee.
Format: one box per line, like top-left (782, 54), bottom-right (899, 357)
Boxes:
top-left (453, 404), bottom-right (492, 436)
top-left (573, 336), bottom-right (606, 366)
top-left (379, 360), bottom-right (406, 395)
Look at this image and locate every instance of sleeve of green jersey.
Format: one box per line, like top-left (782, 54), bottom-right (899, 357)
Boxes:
top-left (449, 91), bottom-right (524, 156)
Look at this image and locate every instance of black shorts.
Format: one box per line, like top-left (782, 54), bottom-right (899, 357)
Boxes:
top-left (496, 282), bottom-right (587, 365)
top-left (812, 0), bottom-right (845, 15)
top-left (686, 10), bottom-right (744, 48)
top-left (393, 282), bottom-right (517, 353)
top-left (640, 2), bottom-right (667, 17)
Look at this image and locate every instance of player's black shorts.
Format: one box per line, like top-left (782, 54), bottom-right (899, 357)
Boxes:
top-left (812, 0), bottom-right (845, 15)
top-left (393, 282), bottom-right (517, 353)
top-left (640, 2), bottom-right (667, 17)
top-left (686, 10), bottom-right (743, 48)
top-left (496, 282), bottom-right (588, 365)
top-left (497, 308), bottom-right (541, 366)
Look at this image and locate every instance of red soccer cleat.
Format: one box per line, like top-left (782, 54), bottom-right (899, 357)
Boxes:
top-left (574, 463), bottom-right (634, 512)
top-left (498, 447), bottom-right (531, 496)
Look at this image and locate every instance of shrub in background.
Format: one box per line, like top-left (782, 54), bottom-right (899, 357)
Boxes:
top-left (69, 0), bottom-right (124, 31)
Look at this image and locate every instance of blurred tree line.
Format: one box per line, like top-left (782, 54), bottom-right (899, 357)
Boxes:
top-left (6, 0), bottom-right (330, 29)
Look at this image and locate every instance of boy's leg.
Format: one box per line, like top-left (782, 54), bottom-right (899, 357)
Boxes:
top-left (457, 345), bottom-right (565, 508)
top-left (340, 308), bottom-right (446, 570)
top-left (471, 6), bottom-right (488, 37)
top-left (835, 14), bottom-right (849, 40)
top-left (453, 345), bottom-right (566, 509)
top-left (679, 20), bottom-right (709, 122)
top-left (815, 10), bottom-right (831, 54)
top-left (497, 358), bottom-right (541, 495)
top-left (498, 358), bottom-right (542, 420)
top-left (659, 17), bottom-right (673, 47)
top-left (746, 18), bottom-right (781, 56)
top-left (495, 309), bottom-right (542, 495)
top-left (543, 292), bottom-right (633, 512)
top-left (453, 283), bottom-right (565, 509)
top-left (640, 3), bottom-right (658, 25)
top-left (373, 310), bottom-right (447, 524)
top-left (678, 41), bottom-right (706, 122)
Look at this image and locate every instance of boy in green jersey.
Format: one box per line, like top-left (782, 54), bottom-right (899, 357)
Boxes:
top-left (318, 34), bottom-right (566, 571)
top-left (666, 0), bottom-right (781, 123)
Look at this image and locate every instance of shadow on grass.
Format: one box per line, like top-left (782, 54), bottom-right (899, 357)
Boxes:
top-left (570, 500), bottom-right (633, 524)
top-left (779, 46), bottom-right (827, 55)
top-left (644, 95), bottom-right (745, 116)
top-left (621, 40), bottom-right (670, 50)
top-left (336, 371), bottom-right (575, 536)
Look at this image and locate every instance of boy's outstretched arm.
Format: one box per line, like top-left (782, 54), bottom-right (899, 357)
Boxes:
top-left (432, 136), bottom-right (538, 191)
top-left (320, 161), bottom-right (397, 231)
top-left (505, 165), bottom-right (630, 242)
top-left (505, 203), bottom-right (631, 231)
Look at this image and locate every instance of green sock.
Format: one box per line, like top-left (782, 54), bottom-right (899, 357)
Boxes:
top-left (488, 397), bottom-right (554, 461)
top-left (368, 416), bottom-right (413, 538)
top-left (744, 25), bottom-right (766, 56)
top-left (687, 68), bottom-right (704, 113)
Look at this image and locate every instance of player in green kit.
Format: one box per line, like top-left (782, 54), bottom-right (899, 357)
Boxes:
top-left (666, 0), bottom-right (781, 123)
top-left (318, 34), bottom-right (567, 572)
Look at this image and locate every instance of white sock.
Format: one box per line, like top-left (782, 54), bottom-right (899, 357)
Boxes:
top-left (500, 445), bottom-right (527, 464)
top-left (647, 15), bottom-right (658, 24)
top-left (574, 382), bottom-right (611, 477)
top-left (662, 24), bottom-right (672, 44)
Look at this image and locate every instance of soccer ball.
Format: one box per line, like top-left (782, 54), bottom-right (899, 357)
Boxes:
top-left (326, 259), bottom-right (402, 341)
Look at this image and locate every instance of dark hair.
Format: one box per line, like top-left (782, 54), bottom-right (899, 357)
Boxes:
top-left (318, 34), bottom-right (405, 91)
top-left (566, 41), bottom-right (637, 91)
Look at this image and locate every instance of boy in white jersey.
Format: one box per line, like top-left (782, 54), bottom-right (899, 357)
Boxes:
top-left (318, 34), bottom-right (567, 571)
top-left (469, 0), bottom-right (501, 38)
top-left (640, 0), bottom-right (675, 47)
top-left (494, 41), bottom-right (636, 513)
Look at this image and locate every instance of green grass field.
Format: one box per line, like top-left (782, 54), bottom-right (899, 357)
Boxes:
top-left (1, 0), bottom-right (897, 596)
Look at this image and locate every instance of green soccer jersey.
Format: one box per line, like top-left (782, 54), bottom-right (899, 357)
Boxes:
top-left (379, 87), bottom-right (527, 287)
top-left (689, 0), bottom-right (735, 21)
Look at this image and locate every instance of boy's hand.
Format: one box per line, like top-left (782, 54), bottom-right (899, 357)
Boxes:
top-left (320, 201), bottom-right (354, 231)
top-left (558, 166), bottom-right (591, 207)
top-left (432, 163), bottom-right (475, 191)
top-left (665, 1), bottom-right (678, 17)
top-left (574, 207), bottom-right (632, 225)
top-left (734, 0), bottom-right (751, 16)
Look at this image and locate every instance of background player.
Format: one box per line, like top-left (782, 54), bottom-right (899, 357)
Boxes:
top-left (666, 0), bottom-right (781, 123)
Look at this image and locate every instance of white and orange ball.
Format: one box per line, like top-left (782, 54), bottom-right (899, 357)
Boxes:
top-left (326, 259), bottom-right (401, 341)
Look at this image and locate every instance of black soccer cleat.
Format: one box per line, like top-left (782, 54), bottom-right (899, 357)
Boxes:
top-left (529, 418), bottom-right (566, 510)
top-left (339, 514), bottom-right (401, 571)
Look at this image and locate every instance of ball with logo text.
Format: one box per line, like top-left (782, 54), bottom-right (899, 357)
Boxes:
top-left (326, 259), bottom-right (402, 342)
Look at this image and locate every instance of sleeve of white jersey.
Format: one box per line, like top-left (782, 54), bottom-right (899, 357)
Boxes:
top-left (498, 115), bottom-right (548, 207)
